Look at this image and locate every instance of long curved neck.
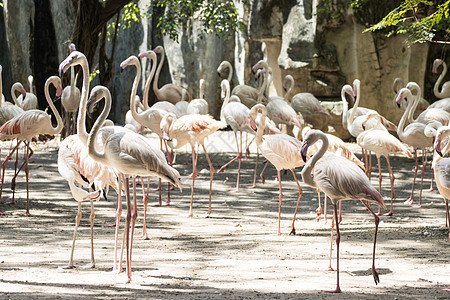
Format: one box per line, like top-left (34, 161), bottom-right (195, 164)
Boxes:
top-left (88, 92), bottom-right (111, 163)
top-left (143, 55), bottom-right (157, 110)
top-left (302, 132), bottom-right (328, 188)
top-left (434, 61), bottom-right (447, 98)
top-left (257, 72), bottom-right (268, 103)
top-left (284, 76), bottom-right (293, 100)
top-left (153, 49), bottom-right (165, 99)
top-left (77, 58), bottom-right (90, 144)
top-left (348, 82), bottom-right (360, 125)
top-left (45, 79), bottom-right (64, 135)
top-left (397, 91), bottom-right (414, 141)
top-left (255, 106), bottom-right (266, 147)
top-left (408, 84), bottom-right (421, 123)
top-left (70, 66), bottom-right (76, 95)
top-left (341, 89), bottom-right (349, 129)
top-left (28, 76), bottom-right (34, 94)
top-left (220, 81), bottom-right (231, 123)
top-left (11, 83), bottom-right (22, 107)
top-left (224, 61), bottom-right (233, 82)
top-left (199, 79), bottom-right (205, 99)
top-left (129, 59), bottom-right (143, 124)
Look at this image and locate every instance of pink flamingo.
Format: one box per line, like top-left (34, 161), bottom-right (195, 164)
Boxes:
top-left (217, 79), bottom-right (254, 192)
top-left (160, 112), bottom-right (225, 217)
top-left (0, 65), bottom-right (24, 125)
top-left (433, 58), bottom-right (450, 99)
top-left (61, 43), bottom-right (81, 136)
top-left (301, 129), bottom-right (385, 293)
top-left (248, 104), bottom-right (303, 235)
top-left (152, 45), bottom-right (192, 104)
top-left (0, 76), bottom-right (63, 215)
top-left (87, 85), bottom-right (182, 283)
top-left (357, 113), bottom-right (412, 216)
top-left (396, 87), bottom-right (434, 207)
top-left (10, 80), bottom-right (38, 111)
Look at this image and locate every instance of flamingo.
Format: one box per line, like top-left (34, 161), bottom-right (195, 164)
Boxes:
top-left (0, 76), bottom-right (63, 215)
top-left (0, 65), bottom-right (23, 125)
top-left (395, 87), bottom-right (434, 207)
top-left (217, 79), bottom-right (255, 192)
top-left (300, 129), bottom-right (385, 293)
top-left (160, 112), bottom-right (225, 217)
top-left (61, 43), bottom-right (81, 136)
top-left (10, 81), bottom-right (38, 111)
top-left (175, 89), bottom-right (189, 115)
top-left (152, 45), bottom-right (192, 104)
top-left (357, 113), bottom-right (412, 216)
top-left (431, 124), bottom-right (450, 240)
top-left (433, 58), bottom-right (450, 99)
top-left (86, 85), bottom-right (182, 283)
top-left (125, 96), bottom-right (144, 133)
top-left (248, 104), bottom-right (303, 235)
top-left (187, 79), bottom-right (208, 114)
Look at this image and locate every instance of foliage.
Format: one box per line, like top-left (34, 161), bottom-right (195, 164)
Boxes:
top-left (105, 2), bottom-right (141, 41)
top-left (362, 0), bottom-right (450, 44)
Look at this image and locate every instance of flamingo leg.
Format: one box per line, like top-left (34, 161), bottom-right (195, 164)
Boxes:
top-left (324, 194), bottom-right (328, 224)
top-left (113, 178), bottom-right (123, 274)
top-left (201, 144), bottom-right (214, 217)
top-left (338, 200), bottom-right (342, 224)
top-left (326, 202), bottom-right (341, 293)
top-left (84, 197), bottom-right (96, 269)
top-left (234, 131), bottom-right (243, 192)
top-left (414, 150), bottom-right (427, 208)
top-left (248, 149), bottom-right (259, 189)
top-left (277, 170), bottom-right (283, 235)
top-left (384, 155), bottom-right (395, 216)
top-left (24, 142), bottom-right (31, 216)
top-left (289, 169), bottom-right (303, 235)
top-left (139, 176), bottom-right (150, 240)
top-left (368, 151), bottom-right (372, 181)
top-left (0, 141), bottom-right (22, 212)
top-left (123, 175), bottom-right (132, 283)
top-left (163, 140), bottom-right (173, 205)
top-left (218, 132), bottom-right (240, 172)
top-left (189, 146), bottom-right (197, 217)
top-left (62, 201), bottom-right (82, 269)
top-left (376, 156), bottom-right (382, 215)
top-left (328, 214), bottom-right (335, 271)
top-left (7, 145), bottom-right (20, 205)
top-left (128, 177), bottom-right (138, 280)
top-left (316, 189), bottom-right (322, 222)
top-left (428, 167), bottom-right (434, 192)
top-left (446, 199), bottom-right (450, 240)
top-left (259, 160), bottom-right (269, 184)
top-left (361, 200), bottom-right (381, 286)
top-left (405, 149), bottom-right (418, 205)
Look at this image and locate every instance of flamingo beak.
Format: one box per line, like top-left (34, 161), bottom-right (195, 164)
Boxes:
top-left (162, 129), bottom-right (172, 141)
top-left (300, 143), bottom-right (308, 163)
top-left (250, 118), bottom-right (257, 131)
top-left (435, 138), bottom-right (443, 157)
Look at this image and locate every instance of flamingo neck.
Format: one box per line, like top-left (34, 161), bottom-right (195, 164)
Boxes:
top-left (143, 55), bottom-right (157, 110)
top-left (45, 78), bottom-right (64, 135)
top-left (408, 84), bottom-right (421, 123)
top-left (77, 58), bottom-right (90, 145)
top-left (11, 83), bottom-right (22, 107)
top-left (87, 90), bottom-right (111, 163)
top-left (397, 90), bottom-right (414, 141)
top-left (434, 61), bottom-right (447, 98)
top-left (223, 61), bottom-right (233, 82)
top-left (128, 58), bottom-right (142, 124)
top-left (257, 72), bottom-right (268, 104)
top-left (284, 76), bottom-right (293, 100)
top-left (199, 79), bottom-right (205, 99)
top-left (70, 66), bottom-right (76, 95)
top-left (153, 49), bottom-right (165, 99)
top-left (220, 81), bottom-right (231, 123)
top-left (301, 131), bottom-right (328, 188)
top-left (255, 105), bottom-right (266, 148)
top-left (348, 82), bottom-right (360, 125)
top-left (341, 89), bottom-right (349, 130)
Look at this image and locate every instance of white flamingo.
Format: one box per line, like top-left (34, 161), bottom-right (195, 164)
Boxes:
top-left (61, 43), bottom-right (81, 136)
top-left (187, 79), bottom-right (208, 114)
top-left (433, 58), bottom-right (450, 99)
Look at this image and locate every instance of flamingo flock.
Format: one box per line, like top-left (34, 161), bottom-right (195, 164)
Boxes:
top-left (1, 45), bottom-right (450, 292)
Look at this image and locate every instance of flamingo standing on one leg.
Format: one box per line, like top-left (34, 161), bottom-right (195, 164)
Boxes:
top-left (160, 113), bottom-right (225, 217)
top-left (357, 113), bottom-right (412, 216)
top-left (86, 85), bottom-right (182, 283)
top-left (300, 129), bottom-right (385, 293)
top-left (0, 76), bottom-right (64, 216)
top-left (248, 104), bottom-right (304, 235)
top-left (217, 80), bottom-right (255, 192)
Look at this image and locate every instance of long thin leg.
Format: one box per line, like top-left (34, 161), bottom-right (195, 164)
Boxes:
top-left (139, 176), bottom-right (149, 240)
top-left (445, 199), bottom-right (449, 240)
top-left (128, 177), bottom-right (138, 281)
top-left (428, 168), bottom-right (434, 192)
top-left (218, 132), bottom-right (240, 172)
top-left (259, 160), bottom-right (269, 184)
top-left (405, 149), bottom-right (418, 205)
top-left (376, 156), bottom-right (382, 215)
top-left (414, 149), bottom-right (427, 208)
top-left (234, 131), bottom-right (243, 192)
top-left (85, 197), bottom-right (96, 268)
top-left (189, 146), bottom-right (197, 217)
top-left (289, 169), bottom-right (302, 235)
top-left (384, 155), bottom-right (395, 216)
top-left (0, 141), bottom-right (22, 212)
top-left (62, 201), bottom-right (82, 269)
top-left (123, 175), bottom-right (132, 283)
top-left (248, 149), bottom-right (259, 189)
top-left (112, 178), bottom-right (123, 274)
top-left (324, 193), bottom-right (328, 223)
top-left (8, 145), bottom-right (20, 205)
top-left (201, 144), bottom-right (214, 216)
top-left (316, 189), bottom-right (322, 222)
top-left (24, 142), bottom-right (31, 216)
top-left (277, 170), bottom-right (283, 235)
top-left (326, 202), bottom-right (341, 293)
top-left (361, 200), bottom-right (381, 285)
top-left (328, 213), bottom-right (335, 271)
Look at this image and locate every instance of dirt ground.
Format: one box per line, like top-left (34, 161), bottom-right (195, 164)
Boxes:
top-left (0, 131), bottom-right (449, 299)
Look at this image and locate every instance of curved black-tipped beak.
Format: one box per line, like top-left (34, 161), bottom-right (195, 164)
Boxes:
top-left (300, 143), bottom-right (308, 163)
top-left (396, 102), bottom-right (401, 108)
top-left (53, 96), bottom-right (61, 103)
top-left (437, 150), bottom-right (443, 157)
top-left (362, 124), bottom-right (366, 130)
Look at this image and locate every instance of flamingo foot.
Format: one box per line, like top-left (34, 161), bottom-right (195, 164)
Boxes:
top-left (404, 197), bottom-right (413, 205)
top-left (163, 199), bottom-right (171, 206)
top-left (138, 234), bottom-right (150, 240)
top-left (372, 268), bottom-right (380, 285)
top-left (111, 266), bottom-right (123, 274)
top-left (188, 210), bottom-right (193, 217)
top-left (316, 207), bottom-right (322, 222)
top-left (108, 222), bottom-right (117, 227)
top-left (412, 204), bottom-right (422, 208)
top-left (217, 166), bottom-right (226, 173)
top-left (427, 186), bottom-right (434, 192)
top-left (384, 210), bottom-right (393, 216)
top-left (151, 186), bottom-right (161, 191)
top-left (116, 274), bottom-right (131, 284)
top-left (5, 200), bottom-right (15, 205)
top-left (326, 287), bottom-right (342, 293)
top-left (289, 227), bottom-right (296, 235)
top-left (60, 264), bottom-right (75, 270)
top-left (229, 188), bottom-right (239, 193)
top-left (327, 266), bottom-right (334, 271)
top-left (0, 210), bottom-right (5, 215)
top-left (247, 184), bottom-right (256, 189)
top-left (26, 211), bottom-right (34, 217)
top-left (260, 175), bottom-right (265, 184)
top-left (81, 262), bottom-right (95, 269)
top-left (150, 202), bottom-right (163, 207)
top-left (357, 206), bottom-right (369, 211)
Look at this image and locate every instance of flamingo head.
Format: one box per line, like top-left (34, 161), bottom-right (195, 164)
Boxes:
top-left (68, 43), bottom-right (77, 52)
top-left (435, 136), bottom-right (443, 157)
top-left (120, 55), bottom-right (139, 73)
top-left (432, 59), bottom-right (443, 74)
top-left (395, 88), bottom-right (411, 108)
top-left (59, 51), bottom-right (86, 77)
top-left (153, 45), bottom-right (164, 54)
top-left (251, 59), bottom-right (266, 74)
top-left (138, 50), bottom-right (156, 60)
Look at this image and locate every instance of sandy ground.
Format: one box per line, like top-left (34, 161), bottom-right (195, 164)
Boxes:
top-left (0, 131), bottom-right (449, 299)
